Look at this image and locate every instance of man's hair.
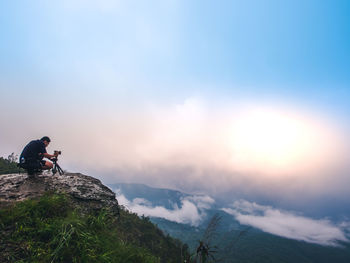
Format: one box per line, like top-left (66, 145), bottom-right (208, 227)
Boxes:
top-left (40, 136), bottom-right (51, 143)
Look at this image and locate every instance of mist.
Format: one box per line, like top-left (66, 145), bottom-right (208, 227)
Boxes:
top-left (2, 97), bottom-right (349, 218)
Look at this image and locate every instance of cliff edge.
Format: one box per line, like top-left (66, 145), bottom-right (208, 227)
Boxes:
top-left (0, 172), bottom-right (119, 215)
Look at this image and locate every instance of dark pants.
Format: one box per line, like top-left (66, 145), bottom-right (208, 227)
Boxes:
top-left (19, 159), bottom-right (45, 174)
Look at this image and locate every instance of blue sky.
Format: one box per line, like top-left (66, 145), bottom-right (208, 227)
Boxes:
top-left (1, 1), bottom-right (350, 216)
top-left (1, 0), bottom-right (349, 102)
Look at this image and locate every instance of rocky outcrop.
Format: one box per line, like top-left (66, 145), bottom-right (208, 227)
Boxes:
top-left (0, 172), bottom-right (119, 216)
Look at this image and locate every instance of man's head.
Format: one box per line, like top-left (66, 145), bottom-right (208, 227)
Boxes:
top-left (40, 136), bottom-right (51, 147)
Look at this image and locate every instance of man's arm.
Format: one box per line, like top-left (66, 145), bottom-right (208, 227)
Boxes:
top-left (42, 152), bottom-right (58, 159)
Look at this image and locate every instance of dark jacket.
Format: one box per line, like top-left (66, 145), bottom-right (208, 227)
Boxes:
top-left (20, 139), bottom-right (47, 163)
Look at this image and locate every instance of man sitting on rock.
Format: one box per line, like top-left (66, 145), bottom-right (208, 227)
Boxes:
top-left (19, 136), bottom-right (58, 175)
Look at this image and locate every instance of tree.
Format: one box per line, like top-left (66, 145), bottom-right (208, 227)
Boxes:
top-left (7, 152), bottom-right (18, 163)
top-left (0, 153), bottom-right (24, 175)
top-left (193, 214), bottom-right (221, 263)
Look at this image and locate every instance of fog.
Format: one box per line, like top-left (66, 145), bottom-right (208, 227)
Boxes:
top-left (1, 98), bottom-right (349, 217)
top-left (223, 200), bottom-right (349, 246)
top-left (115, 190), bottom-right (214, 226)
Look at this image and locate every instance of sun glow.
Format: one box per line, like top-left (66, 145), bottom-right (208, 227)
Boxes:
top-left (227, 109), bottom-right (334, 174)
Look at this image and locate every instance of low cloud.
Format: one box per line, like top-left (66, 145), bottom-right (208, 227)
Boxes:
top-left (185, 195), bottom-right (215, 210)
top-left (2, 96), bottom-right (350, 218)
top-left (222, 200), bottom-right (349, 246)
top-left (115, 190), bottom-right (214, 226)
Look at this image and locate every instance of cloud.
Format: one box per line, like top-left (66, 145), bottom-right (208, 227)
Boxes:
top-left (185, 195), bottom-right (215, 210)
top-left (115, 189), bottom-right (214, 226)
top-left (222, 200), bottom-right (349, 246)
top-left (73, 100), bottom-right (349, 213)
top-left (2, 94), bottom-right (350, 217)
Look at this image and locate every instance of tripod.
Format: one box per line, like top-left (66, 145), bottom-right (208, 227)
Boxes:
top-left (51, 157), bottom-right (64, 175)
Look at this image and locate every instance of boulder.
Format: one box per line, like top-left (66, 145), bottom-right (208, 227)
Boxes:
top-left (0, 172), bottom-right (119, 216)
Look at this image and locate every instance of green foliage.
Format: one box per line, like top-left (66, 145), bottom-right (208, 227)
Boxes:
top-left (0, 153), bottom-right (25, 175)
top-left (0, 193), bottom-right (187, 263)
top-left (152, 217), bottom-right (350, 263)
top-left (115, 208), bottom-right (186, 262)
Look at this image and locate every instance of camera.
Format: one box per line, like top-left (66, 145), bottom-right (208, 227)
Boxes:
top-left (54, 150), bottom-right (62, 155)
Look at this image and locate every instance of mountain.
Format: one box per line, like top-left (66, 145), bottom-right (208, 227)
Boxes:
top-left (110, 182), bottom-right (350, 263)
top-left (0, 173), bottom-right (187, 262)
top-left (109, 182), bottom-right (187, 210)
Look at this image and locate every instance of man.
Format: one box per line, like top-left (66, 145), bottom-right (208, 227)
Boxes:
top-left (19, 136), bottom-right (58, 174)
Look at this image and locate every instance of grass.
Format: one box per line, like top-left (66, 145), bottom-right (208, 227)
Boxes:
top-left (0, 193), bottom-right (160, 263)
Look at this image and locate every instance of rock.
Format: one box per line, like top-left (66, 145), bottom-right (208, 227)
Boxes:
top-left (0, 172), bottom-right (119, 216)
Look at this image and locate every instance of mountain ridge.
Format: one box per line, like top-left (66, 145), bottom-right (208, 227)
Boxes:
top-left (112, 182), bottom-right (350, 263)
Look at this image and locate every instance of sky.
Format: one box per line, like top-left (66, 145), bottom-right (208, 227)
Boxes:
top-left (1, 1), bottom-right (350, 219)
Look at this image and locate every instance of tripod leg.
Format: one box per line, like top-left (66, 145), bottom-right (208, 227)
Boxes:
top-left (52, 163), bottom-right (57, 175)
top-left (56, 164), bottom-right (64, 175)
top-left (59, 165), bottom-right (64, 175)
